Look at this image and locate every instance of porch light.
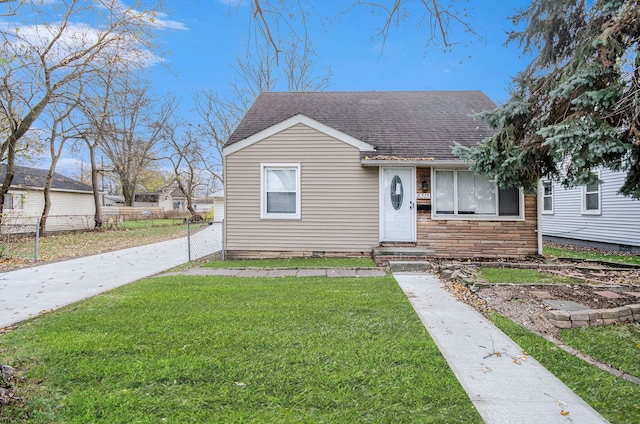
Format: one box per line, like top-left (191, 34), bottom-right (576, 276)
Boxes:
top-left (422, 180), bottom-right (429, 192)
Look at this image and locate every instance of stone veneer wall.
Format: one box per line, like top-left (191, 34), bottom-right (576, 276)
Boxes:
top-left (416, 167), bottom-right (539, 258)
top-left (547, 304), bottom-right (640, 328)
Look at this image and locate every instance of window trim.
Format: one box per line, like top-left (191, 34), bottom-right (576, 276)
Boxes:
top-left (4, 191), bottom-right (25, 211)
top-left (431, 168), bottom-right (525, 221)
top-left (260, 163), bottom-right (301, 220)
top-left (541, 180), bottom-right (554, 215)
top-left (581, 175), bottom-right (601, 215)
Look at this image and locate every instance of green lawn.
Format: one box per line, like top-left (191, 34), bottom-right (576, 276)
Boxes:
top-left (544, 246), bottom-right (640, 266)
top-left (204, 257), bottom-right (378, 269)
top-left (478, 267), bottom-right (584, 285)
top-left (560, 323), bottom-right (640, 378)
top-left (122, 218), bottom-right (185, 229)
top-left (489, 312), bottom-right (640, 423)
top-left (0, 275), bottom-right (480, 423)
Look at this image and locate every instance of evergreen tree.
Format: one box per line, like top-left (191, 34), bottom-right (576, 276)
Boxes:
top-left (454, 0), bottom-right (640, 197)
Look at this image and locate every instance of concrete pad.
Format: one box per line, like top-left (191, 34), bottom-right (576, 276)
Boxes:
top-left (543, 300), bottom-right (590, 311)
top-left (236, 269), bottom-right (269, 277)
top-left (181, 268), bottom-right (241, 277)
top-left (394, 272), bottom-right (607, 424)
top-left (327, 269), bottom-right (357, 278)
top-left (266, 269), bottom-right (298, 277)
top-left (295, 269), bottom-right (327, 277)
top-left (594, 290), bottom-right (625, 299)
top-left (355, 269), bottom-right (387, 277)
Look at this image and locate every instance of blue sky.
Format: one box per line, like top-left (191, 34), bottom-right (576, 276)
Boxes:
top-left (7, 0), bottom-right (534, 177)
top-left (153, 0), bottom-right (532, 105)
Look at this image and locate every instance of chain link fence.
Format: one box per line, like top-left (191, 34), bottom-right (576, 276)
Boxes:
top-left (0, 215), bottom-right (224, 263)
top-left (186, 219), bottom-right (224, 261)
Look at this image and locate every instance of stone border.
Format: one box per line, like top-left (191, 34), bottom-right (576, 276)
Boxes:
top-left (547, 304), bottom-right (640, 328)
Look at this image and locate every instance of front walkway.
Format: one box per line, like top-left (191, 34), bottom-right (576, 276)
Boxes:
top-left (394, 272), bottom-right (607, 424)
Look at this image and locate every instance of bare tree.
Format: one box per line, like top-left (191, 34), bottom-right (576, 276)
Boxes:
top-left (243, 1), bottom-right (478, 60)
top-left (99, 77), bottom-right (175, 206)
top-left (195, 36), bottom-right (331, 185)
top-left (0, 0), bottom-right (162, 219)
top-left (39, 94), bottom-right (83, 236)
top-left (162, 125), bottom-right (209, 219)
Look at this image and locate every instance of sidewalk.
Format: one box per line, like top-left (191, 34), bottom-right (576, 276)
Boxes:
top-left (0, 237), bottom-right (192, 328)
top-left (394, 272), bottom-right (608, 424)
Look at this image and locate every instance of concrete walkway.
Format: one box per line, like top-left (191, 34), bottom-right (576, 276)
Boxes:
top-left (394, 271), bottom-right (608, 424)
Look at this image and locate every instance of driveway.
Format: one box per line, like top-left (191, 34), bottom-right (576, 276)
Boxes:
top-left (0, 224), bottom-right (222, 328)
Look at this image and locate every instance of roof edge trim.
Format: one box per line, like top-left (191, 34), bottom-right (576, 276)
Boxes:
top-left (223, 114), bottom-right (376, 156)
top-left (360, 159), bottom-right (473, 167)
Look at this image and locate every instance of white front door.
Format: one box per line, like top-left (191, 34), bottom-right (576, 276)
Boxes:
top-left (381, 167), bottom-right (416, 242)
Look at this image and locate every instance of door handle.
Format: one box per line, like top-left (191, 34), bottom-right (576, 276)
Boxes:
top-left (409, 201), bottom-right (414, 210)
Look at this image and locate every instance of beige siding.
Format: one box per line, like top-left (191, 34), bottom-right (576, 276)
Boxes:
top-left (225, 123), bottom-right (379, 254)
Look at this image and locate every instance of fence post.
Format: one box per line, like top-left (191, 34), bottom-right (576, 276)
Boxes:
top-left (186, 217), bottom-right (191, 262)
top-left (221, 219), bottom-right (225, 261)
top-left (35, 217), bottom-right (40, 262)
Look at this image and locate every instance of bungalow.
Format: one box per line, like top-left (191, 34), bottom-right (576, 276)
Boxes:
top-left (1, 164), bottom-right (95, 233)
top-left (222, 91), bottom-right (539, 260)
top-left (541, 168), bottom-right (640, 252)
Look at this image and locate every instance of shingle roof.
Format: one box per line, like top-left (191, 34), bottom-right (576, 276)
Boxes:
top-left (0, 164), bottom-right (93, 192)
top-left (226, 91), bottom-right (497, 161)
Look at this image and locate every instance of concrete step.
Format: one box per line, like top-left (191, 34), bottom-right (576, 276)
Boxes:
top-left (373, 247), bottom-right (435, 257)
top-left (389, 261), bottom-right (432, 272)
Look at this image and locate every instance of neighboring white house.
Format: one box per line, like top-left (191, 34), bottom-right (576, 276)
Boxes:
top-left (212, 190), bottom-right (224, 222)
top-left (134, 192), bottom-right (173, 210)
top-left (2, 164), bottom-right (96, 233)
top-left (541, 168), bottom-right (640, 252)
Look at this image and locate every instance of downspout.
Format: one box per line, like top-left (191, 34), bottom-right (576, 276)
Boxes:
top-left (537, 180), bottom-right (543, 255)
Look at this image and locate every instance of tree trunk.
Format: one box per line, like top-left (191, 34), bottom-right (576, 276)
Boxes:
top-left (89, 144), bottom-right (103, 229)
top-left (177, 179), bottom-right (199, 219)
top-left (0, 138), bottom-right (18, 225)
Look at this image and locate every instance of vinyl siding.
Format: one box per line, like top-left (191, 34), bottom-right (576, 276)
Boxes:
top-left (541, 169), bottom-right (640, 247)
top-left (4, 188), bottom-right (95, 232)
top-left (224, 123), bottom-right (379, 253)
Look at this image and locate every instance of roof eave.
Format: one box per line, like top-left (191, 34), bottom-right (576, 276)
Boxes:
top-left (360, 159), bottom-right (473, 167)
top-left (223, 114), bottom-right (376, 156)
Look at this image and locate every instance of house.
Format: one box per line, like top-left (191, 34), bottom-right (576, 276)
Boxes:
top-left (134, 191), bottom-right (173, 210)
top-left (541, 168), bottom-right (640, 252)
top-left (222, 91), bottom-right (540, 260)
top-left (1, 164), bottom-right (95, 232)
top-left (212, 190), bottom-right (224, 222)
top-left (170, 188), bottom-right (217, 216)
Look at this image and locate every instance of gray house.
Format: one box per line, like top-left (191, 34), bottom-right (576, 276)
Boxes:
top-left (541, 168), bottom-right (640, 252)
top-left (222, 91), bottom-right (540, 260)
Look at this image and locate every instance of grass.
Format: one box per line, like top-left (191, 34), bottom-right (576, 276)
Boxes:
top-left (203, 257), bottom-right (378, 269)
top-left (488, 312), bottom-right (640, 423)
top-left (0, 275), bottom-right (481, 423)
top-left (121, 218), bottom-right (185, 229)
top-left (478, 267), bottom-right (584, 285)
top-left (560, 323), bottom-right (640, 378)
top-left (544, 246), bottom-right (640, 266)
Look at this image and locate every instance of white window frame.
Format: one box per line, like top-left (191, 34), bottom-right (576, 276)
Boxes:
top-left (431, 169), bottom-right (524, 221)
top-left (542, 180), bottom-right (554, 214)
top-left (581, 174), bottom-right (601, 215)
top-left (260, 163), bottom-right (301, 220)
top-left (4, 191), bottom-right (25, 211)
